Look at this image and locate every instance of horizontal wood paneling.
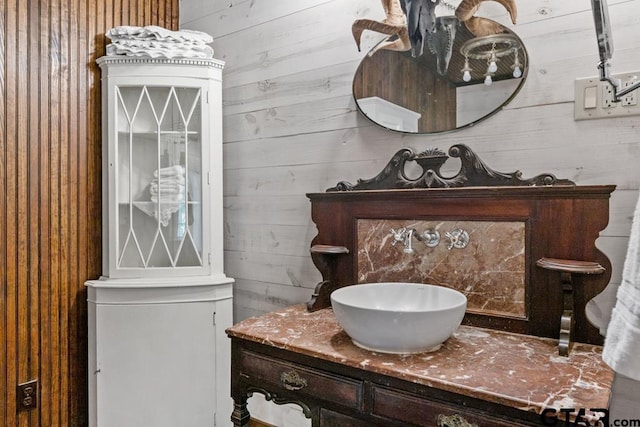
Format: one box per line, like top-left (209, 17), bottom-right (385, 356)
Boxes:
top-left (0, 1), bottom-right (178, 425)
top-left (181, 0), bottom-right (640, 326)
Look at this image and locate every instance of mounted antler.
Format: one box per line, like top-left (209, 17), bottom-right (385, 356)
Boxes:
top-left (352, 0), bottom-right (411, 55)
top-left (456, 0), bottom-right (517, 37)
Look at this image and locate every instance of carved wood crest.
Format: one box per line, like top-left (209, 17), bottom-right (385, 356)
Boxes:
top-left (327, 144), bottom-right (574, 191)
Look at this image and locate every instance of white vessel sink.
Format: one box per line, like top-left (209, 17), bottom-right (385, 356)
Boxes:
top-left (330, 282), bottom-right (467, 354)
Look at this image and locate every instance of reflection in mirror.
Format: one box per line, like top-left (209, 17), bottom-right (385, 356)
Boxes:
top-left (353, 18), bottom-right (528, 134)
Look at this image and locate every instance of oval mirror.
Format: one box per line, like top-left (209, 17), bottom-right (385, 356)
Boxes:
top-left (353, 17), bottom-right (528, 134)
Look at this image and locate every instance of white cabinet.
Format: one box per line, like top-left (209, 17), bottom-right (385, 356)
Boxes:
top-left (97, 56), bottom-right (227, 280)
top-left (87, 278), bottom-right (233, 427)
top-left (87, 57), bottom-right (233, 427)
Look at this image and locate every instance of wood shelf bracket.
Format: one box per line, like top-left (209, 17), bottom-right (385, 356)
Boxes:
top-left (536, 257), bottom-right (606, 356)
top-left (307, 245), bottom-right (349, 312)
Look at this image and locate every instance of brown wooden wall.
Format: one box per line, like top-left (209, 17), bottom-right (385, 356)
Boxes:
top-left (0, 1), bottom-right (178, 425)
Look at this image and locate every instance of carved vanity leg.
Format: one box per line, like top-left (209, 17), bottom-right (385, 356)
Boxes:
top-left (231, 395), bottom-right (250, 427)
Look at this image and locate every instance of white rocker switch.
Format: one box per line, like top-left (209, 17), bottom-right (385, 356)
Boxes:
top-left (584, 85), bottom-right (598, 109)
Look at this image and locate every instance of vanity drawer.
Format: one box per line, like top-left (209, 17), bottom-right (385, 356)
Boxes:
top-left (239, 351), bottom-right (363, 410)
top-left (319, 408), bottom-right (370, 427)
top-left (372, 386), bottom-right (531, 427)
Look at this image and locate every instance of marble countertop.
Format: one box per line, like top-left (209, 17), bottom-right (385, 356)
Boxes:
top-left (227, 304), bottom-right (613, 417)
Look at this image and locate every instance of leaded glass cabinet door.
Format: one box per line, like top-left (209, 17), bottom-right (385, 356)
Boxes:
top-left (98, 58), bottom-right (224, 278)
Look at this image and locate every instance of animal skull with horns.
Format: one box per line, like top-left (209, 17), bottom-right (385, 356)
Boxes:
top-left (352, 0), bottom-right (517, 59)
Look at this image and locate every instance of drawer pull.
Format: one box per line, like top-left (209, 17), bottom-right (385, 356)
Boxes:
top-left (280, 371), bottom-right (308, 391)
top-left (437, 414), bottom-right (478, 427)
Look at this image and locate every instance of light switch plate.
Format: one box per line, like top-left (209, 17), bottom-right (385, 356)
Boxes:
top-left (575, 71), bottom-right (640, 120)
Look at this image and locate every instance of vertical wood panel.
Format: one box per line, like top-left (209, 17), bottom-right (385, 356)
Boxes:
top-left (5, 1), bottom-right (18, 426)
top-left (37, 0), bottom-right (52, 422)
top-left (16, 0), bottom-right (30, 418)
top-left (113, 0), bottom-right (121, 31)
top-left (74, 2), bottom-right (90, 422)
top-left (158, 0), bottom-right (165, 26)
top-left (0, 0), bottom-right (6, 421)
top-left (27, 2), bottom-right (42, 427)
top-left (130, 0), bottom-right (137, 28)
top-left (0, 1), bottom-right (179, 425)
top-left (48, 0), bottom-right (62, 421)
top-left (59, 1), bottom-right (72, 424)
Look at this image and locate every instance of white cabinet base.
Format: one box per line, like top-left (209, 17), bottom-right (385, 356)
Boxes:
top-left (87, 277), bottom-right (233, 427)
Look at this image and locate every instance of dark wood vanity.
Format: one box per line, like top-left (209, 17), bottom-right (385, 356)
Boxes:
top-left (228, 145), bottom-right (615, 426)
top-left (228, 306), bottom-right (612, 427)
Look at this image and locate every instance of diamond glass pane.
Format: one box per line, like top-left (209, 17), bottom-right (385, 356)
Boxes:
top-left (148, 233), bottom-right (173, 267)
top-left (115, 83), bottom-right (204, 270)
top-left (176, 233), bottom-right (201, 267)
top-left (120, 229), bottom-right (145, 268)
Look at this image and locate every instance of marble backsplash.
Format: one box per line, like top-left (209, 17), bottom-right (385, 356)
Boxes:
top-left (357, 219), bottom-right (526, 318)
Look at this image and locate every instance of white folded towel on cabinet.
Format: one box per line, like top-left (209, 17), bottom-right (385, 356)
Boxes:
top-left (105, 25), bottom-right (214, 59)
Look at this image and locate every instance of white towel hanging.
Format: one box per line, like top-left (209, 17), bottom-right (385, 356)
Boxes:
top-left (603, 190), bottom-right (640, 381)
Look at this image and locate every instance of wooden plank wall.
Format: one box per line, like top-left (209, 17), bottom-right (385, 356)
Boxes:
top-left (181, 0), bottom-right (640, 323)
top-left (0, 1), bottom-right (178, 425)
